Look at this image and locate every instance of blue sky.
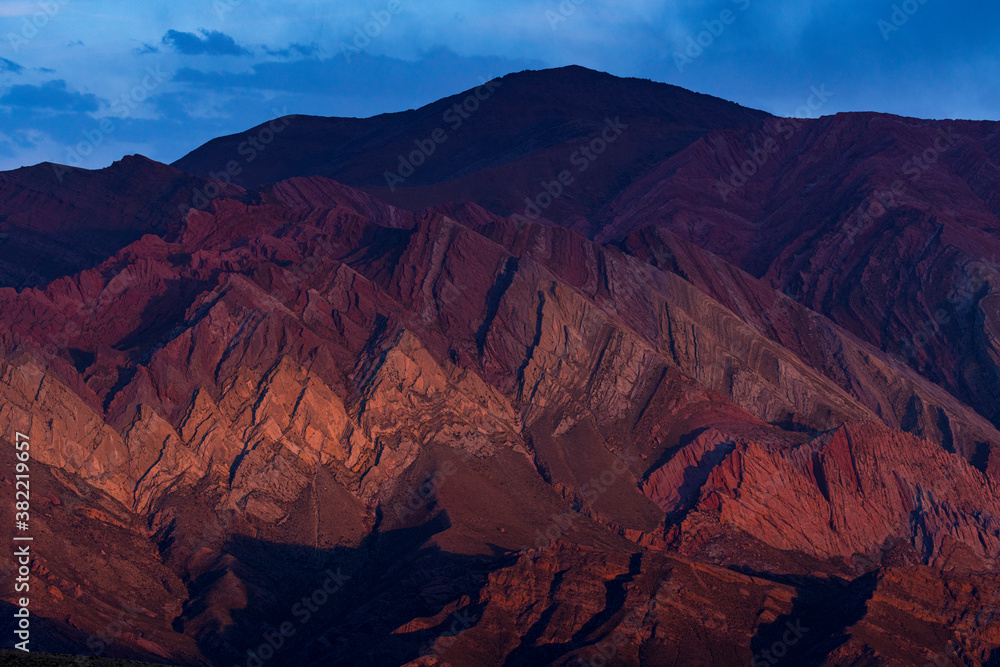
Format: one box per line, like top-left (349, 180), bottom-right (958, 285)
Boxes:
top-left (0, 0), bottom-right (997, 171)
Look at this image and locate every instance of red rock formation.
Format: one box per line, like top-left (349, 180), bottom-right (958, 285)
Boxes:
top-left (601, 113), bottom-right (1000, 450)
top-left (0, 68), bottom-right (998, 666)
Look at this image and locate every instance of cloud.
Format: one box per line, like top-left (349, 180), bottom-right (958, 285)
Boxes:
top-left (0, 80), bottom-right (101, 113)
top-left (264, 42), bottom-right (322, 59)
top-left (1, 0), bottom-right (997, 172)
top-left (0, 58), bottom-right (24, 74)
top-left (133, 43), bottom-right (160, 55)
top-left (173, 48), bottom-right (543, 98)
top-left (162, 29), bottom-right (251, 57)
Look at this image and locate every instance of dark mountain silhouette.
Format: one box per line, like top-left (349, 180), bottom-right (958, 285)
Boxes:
top-left (173, 65), bottom-right (770, 233)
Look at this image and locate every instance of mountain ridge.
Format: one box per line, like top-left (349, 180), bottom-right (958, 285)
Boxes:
top-left (0, 66), bottom-right (998, 666)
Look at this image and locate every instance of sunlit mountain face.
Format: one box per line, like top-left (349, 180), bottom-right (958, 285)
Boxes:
top-left (1, 63), bottom-right (999, 667)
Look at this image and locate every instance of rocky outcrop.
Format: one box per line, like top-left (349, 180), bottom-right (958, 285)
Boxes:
top-left (600, 113), bottom-right (1000, 445)
top-left (1, 69), bottom-right (999, 666)
top-left (405, 543), bottom-right (1000, 666)
top-left (649, 421), bottom-right (1000, 573)
top-left (0, 155), bottom-right (240, 288)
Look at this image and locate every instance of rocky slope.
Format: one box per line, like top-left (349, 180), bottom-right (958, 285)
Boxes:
top-left (176, 72), bottom-right (1000, 460)
top-left (0, 156), bottom-right (240, 289)
top-left (0, 68), bottom-right (998, 666)
top-left (600, 113), bottom-right (1000, 443)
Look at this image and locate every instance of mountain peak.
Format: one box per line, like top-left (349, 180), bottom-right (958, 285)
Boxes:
top-left (172, 66), bottom-right (769, 229)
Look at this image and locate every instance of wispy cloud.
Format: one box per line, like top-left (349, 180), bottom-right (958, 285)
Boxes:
top-left (162, 29), bottom-right (251, 57)
top-left (0, 80), bottom-right (102, 113)
top-left (0, 58), bottom-right (25, 74)
top-left (263, 42), bottom-right (322, 59)
top-left (0, 0), bottom-right (996, 173)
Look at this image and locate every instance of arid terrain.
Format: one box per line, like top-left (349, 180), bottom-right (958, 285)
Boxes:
top-left (1, 66), bottom-right (999, 666)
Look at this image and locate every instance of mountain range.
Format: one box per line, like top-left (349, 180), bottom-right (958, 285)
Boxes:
top-left (1, 65), bottom-right (998, 666)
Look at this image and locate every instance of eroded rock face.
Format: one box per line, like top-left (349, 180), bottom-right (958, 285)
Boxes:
top-left (405, 543), bottom-right (1000, 667)
top-left (618, 225), bottom-right (1000, 475)
top-left (0, 70), bottom-right (999, 666)
top-left (1, 178), bottom-right (996, 664)
top-left (600, 113), bottom-right (1000, 451)
top-left (647, 421), bottom-right (1000, 572)
top-left (0, 155), bottom-right (241, 288)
